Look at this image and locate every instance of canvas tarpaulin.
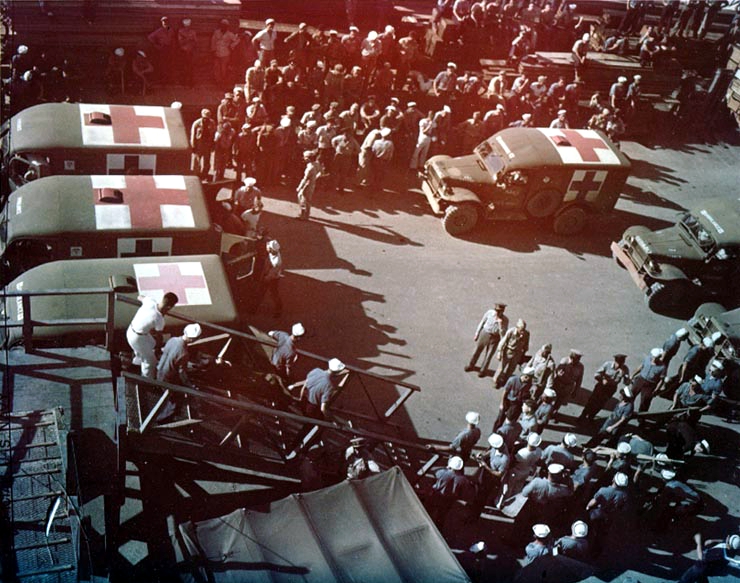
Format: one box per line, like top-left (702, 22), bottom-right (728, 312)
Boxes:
top-left (173, 467), bottom-right (471, 583)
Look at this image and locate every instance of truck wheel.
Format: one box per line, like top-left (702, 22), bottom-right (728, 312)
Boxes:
top-left (526, 189), bottom-right (562, 218)
top-left (645, 281), bottom-right (692, 311)
top-left (443, 204), bottom-right (479, 236)
top-left (552, 206), bottom-right (587, 235)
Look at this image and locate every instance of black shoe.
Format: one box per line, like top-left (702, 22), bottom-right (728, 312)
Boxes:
top-left (477, 372), bottom-right (485, 378)
top-left (464, 366), bottom-right (474, 372)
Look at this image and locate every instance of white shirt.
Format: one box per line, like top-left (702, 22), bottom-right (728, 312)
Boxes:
top-left (130, 296), bottom-right (165, 335)
top-left (254, 28), bottom-right (277, 51)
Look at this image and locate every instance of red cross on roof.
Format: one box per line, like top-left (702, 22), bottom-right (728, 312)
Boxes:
top-left (569, 171), bottom-right (604, 200)
top-left (558, 130), bottom-right (606, 163)
top-left (84, 105), bottom-right (165, 145)
top-left (118, 155), bottom-right (155, 175)
top-left (136, 263), bottom-right (208, 306)
top-left (94, 176), bottom-right (189, 229)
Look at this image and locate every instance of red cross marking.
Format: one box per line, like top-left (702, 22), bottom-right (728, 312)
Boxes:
top-left (136, 263), bottom-right (207, 305)
top-left (569, 171), bottom-right (603, 199)
top-left (559, 129), bottom-right (606, 163)
top-left (94, 176), bottom-right (189, 229)
top-left (118, 155), bottom-right (154, 175)
top-left (84, 105), bottom-right (165, 144)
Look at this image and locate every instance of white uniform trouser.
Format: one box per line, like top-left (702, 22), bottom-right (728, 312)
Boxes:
top-left (410, 135), bottom-right (432, 170)
top-left (127, 327), bottom-right (157, 379)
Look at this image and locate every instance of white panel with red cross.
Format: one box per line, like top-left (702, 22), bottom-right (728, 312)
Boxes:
top-left (564, 170), bottom-right (608, 202)
top-left (92, 175), bottom-right (193, 230)
top-left (79, 104), bottom-right (171, 147)
top-left (133, 262), bottom-right (212, 306)
top-left (106, 153), bottom-right (157, 175)
top-left (537, 128), bottom-right (622, 166)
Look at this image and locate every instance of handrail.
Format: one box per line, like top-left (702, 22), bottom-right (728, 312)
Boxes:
top-left (114, 294), bottom-right (422, 393)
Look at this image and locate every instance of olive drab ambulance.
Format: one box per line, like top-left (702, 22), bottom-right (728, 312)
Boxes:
top-left (1, 103), bottom-right (191, 193)
top-left (1, 255), bottom-right (240, 348)
top-left (0, 175), bottom-right (222, 285)
top-left (420, 127), bottom-right (631, 236)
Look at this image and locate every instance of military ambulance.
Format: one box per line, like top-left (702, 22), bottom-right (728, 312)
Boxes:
top-left (1, 103), bottom-right (191, 193)
top-left (0, 175), bottom-right (222, 285)
top-left (611, 199), bottom-right (740, 310)
top-left (420, 127), bottom-right (631, 236)
top-left (1, 255), bottom-right (240, 348)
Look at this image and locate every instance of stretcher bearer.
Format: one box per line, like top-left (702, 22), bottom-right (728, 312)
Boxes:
top-left (127, 292), bottom-right (178, 378)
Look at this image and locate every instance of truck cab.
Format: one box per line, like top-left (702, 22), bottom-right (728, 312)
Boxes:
top-left (611, 200), bottom-right (740, 311)
top-left (1, 103), bottom-right (191, 195)
top-left (420, 127), bottom-right (631, 236)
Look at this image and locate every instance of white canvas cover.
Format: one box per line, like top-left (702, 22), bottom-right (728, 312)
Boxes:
top-left (174, 468), bottom-right (471, 583)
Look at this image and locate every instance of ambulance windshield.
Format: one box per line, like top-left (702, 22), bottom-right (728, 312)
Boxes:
top-left (474, 139), bottom-right (506, 179)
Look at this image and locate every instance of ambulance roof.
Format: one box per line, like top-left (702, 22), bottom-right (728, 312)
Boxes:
top-left (6, 103), bottom-right (190, 154)
top-left (485, 127), bottom-right (631, 171)
top-left (2, 255), bottom-right (238, 345)
top-left (6, 175), bottom-right (212, 242)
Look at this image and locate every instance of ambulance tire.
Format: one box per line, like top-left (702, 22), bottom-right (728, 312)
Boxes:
top-left (552, 206), bottom-right (587, 235)
top-left (526, 189), bottom-right (562, 218)
top-left (443, 204), bottom-right (479, 236)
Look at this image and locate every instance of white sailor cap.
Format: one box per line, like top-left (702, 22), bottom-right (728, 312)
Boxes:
top-left (614, 472), bottom-right (629, 487)
top-left (655, 453), bottom-right (669, 463)
top-left (184, 323), bottom-right (202, 339)
top-left (633, 74), bottom-right (642, 81)
top-left (380, 127), bottom-right (392, 137)
top-left (557, 109), bottom-right (567, 116)
top-left (114, 47), bottom-right (125, 57)
top-left (522, 113), bottom-right (532, 121)
top-left (693, 375), bottom-right (703, 383)
top-left (170, 101), bottom-right (182, 110)
top-left (447, 61), bottom-right (457, 69)
top-left (448, 456), bottom-right (464, 470)
top-left (543, 388), bottom-right (557, 398)
top-left (564, 433), bottom-right (578, 447)
top-left (521, 366), bottom-right (535, 376)
top-left (729, 535), bottom-right (740, 551)
top-left (243, 177), bottom-right (257, 187)
top-left (710, 360), bottom-right (724, 370)
top-left (385, 25), bottom-right (395, 34)
top-left (182, 18), bottom-right (192, 26)
top-left (676, 327), bottom-right (689, 339)
top-left (711, 331), bottom-right (723, 343)
top-left (532, 524), bottom-right (550, 538)
top-left (548, 463), bottom-right (565, 475)
top-left (488, 433), bottom-right (504, 448)
top-left (572, 520), bottom-right (588, 538)
top-left (527, 433), bottom-right (542, 447)
top-left (466, 411), bottom-right (481, 425)
top-left (702, 336), bottom-right (714, 348)
top-left (292, 323), bottom-right (305, 337)
top-left (650, 347), bottom-right (664, 358)
top-left (328, 358), bottom-right (346, 373)
top-left (698, 439), bottom-right (710, 453)
top-left (443, 105), bottom-right (452, 113)
top-left (496, 103), bottom-right (505, 111)
top-left (349, 25), bottom-right (359, 32)
top-left (265, 18), bottom-right (276, 25)
top-left (661, 468), bottom-right (676, 480)
top-left (617, 442), bottom-right (632, 454)
top-left (367, 30), bottom-right (378, 40)
top-left (267, 240), bottom-right (280, 253)
top-left (618, 76), bottom-right (628, 83)
top-left (407, 101), bottom-right (417, 107)
top-left (18, 45), bottom-right (29, 54)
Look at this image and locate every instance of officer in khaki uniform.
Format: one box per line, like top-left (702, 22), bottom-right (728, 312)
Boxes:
top-left (465, 303), bottom-right (508, 377)
top-left (493, 318), bottom-right (530, 388)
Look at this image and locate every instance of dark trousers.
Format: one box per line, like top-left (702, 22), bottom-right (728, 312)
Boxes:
top-left (581, 383), bottom-right (616, 420)
top-left (254, 278), bottom-right (282, 316)
top-left (634, 376), bottom-right (658, 413)
top-left (493, 399), bottom-right (521, 433)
